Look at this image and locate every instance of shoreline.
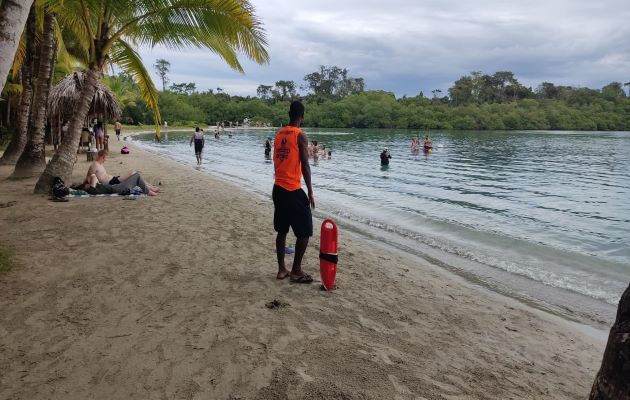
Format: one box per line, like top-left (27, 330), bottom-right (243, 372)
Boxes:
top-left (129, 130), bottom-right (617, 331)
top-left (0, 139), bottom-right (607, 399)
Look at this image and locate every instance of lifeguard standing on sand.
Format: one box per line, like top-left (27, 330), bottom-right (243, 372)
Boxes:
top-left (272, 100), bottom-right (315, 283)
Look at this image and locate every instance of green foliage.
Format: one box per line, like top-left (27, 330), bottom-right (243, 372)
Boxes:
top-left (302, 65), bottom-right (365, 103)
top-left (116, 66), bottom-right (630, 131)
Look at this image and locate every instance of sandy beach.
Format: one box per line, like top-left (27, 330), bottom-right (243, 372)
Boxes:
top-left (0, 137), bottom-right (607, 399)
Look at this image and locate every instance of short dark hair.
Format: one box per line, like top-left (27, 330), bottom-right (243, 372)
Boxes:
top-left (289, 100), bottom-right (304, 121)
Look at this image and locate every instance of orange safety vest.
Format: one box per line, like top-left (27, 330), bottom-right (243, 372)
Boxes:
top-left (274, 125), bottom-right (302, 191)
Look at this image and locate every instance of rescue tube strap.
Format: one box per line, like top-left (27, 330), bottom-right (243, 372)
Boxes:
top-left (319, 253), bottom-right (338, 263)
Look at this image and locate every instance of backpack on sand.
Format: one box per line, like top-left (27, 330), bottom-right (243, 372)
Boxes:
top-left (51, 177), bottom-right (70, 201)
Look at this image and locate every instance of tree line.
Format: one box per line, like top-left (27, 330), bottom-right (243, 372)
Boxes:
top-left (116, 64), bottom-right (630, 131)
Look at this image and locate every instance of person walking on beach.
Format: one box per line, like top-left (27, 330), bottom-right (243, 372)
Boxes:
top-left (190, 127), bottom-right (205, 165)
top-left (273, 100), bottom-right (315, 283)
top-left (115, 120), bottom-right (122, 141)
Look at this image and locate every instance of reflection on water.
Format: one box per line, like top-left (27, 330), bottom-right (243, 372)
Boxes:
top-left (134, 128), bottom-right (630, 321)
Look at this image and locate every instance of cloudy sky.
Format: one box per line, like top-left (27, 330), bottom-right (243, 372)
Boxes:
top-left (138, 0), bottom-right (630, 97)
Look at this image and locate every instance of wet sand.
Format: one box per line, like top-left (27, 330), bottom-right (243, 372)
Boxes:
top-left (0, 138), bottom-right (606, 399)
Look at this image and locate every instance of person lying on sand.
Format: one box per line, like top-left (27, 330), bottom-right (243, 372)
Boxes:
top-left (84, 150), bottom-right (160, 194)
top-left (83, 173), bottom-right (158, 196)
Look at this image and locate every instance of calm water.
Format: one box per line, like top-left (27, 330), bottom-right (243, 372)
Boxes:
top-left (133, 128), bottom-right (630, 325)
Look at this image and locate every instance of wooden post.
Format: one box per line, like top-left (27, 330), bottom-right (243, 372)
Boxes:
top-left (589, 283), bottom-right (630, 400)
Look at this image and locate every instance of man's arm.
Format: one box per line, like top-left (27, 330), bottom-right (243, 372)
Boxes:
top-left (297, 131), bottom-right (315, 209)
top-left (84, 162), bottom-right (96, 184)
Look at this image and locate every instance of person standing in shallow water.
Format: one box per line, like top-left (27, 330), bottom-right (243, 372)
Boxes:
top-left (272, 100), bottom-right (315, 283)
top-left (264, 137), bottom-right (272, 159)
top-left (190, 127), bottom-right (205, 165)
top-left (380, 147), bottom-right (391, 165)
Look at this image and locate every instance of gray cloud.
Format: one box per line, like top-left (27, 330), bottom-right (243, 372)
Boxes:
top-left (138, 0), bottom-right (630, 96)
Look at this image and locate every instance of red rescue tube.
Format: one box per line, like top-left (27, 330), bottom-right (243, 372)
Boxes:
top-left (319, 219), bottom-right (338, 290)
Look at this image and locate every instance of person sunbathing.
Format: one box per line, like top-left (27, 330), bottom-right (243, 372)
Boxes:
top-left (83, 150), bottom-right (159, 195)
top-left (83, 173), bottom-right (158, 196)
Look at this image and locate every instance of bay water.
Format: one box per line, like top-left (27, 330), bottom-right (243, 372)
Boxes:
top-left (132, 128), bottom-right (630, 326)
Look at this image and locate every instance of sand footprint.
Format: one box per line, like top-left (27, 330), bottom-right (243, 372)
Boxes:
top-left (388, 374), bottom-right (413, 399)
top-left (296, 364), bottom-right (314, 383)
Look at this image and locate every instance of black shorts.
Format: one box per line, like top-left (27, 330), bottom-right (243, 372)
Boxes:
top-left (194, 139), bottom-right (204, 153)
top-left (109, 176), bottom-right (121, 185)
top-left (272, 185), bottom-right (313, 238)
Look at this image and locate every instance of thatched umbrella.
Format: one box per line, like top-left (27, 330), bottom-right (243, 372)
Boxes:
top-left (48, 71), bottom-right (121, 121)
top-left (47, 71), bottom-right (121, 149)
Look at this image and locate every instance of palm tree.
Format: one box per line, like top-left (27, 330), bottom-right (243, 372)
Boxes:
top-left (0, 0), bottom-right (35, 94)
top-left (0, 6), bottom-right (35, 166)
top-left (34, 0), bottom-right (269, 193)
top-left (153, 58), bottom-right (170, 91)
top-left (12, 11), bottom-right (57, 178)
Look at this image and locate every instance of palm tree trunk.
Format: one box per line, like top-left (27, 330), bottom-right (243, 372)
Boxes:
top-left (11, 12), bottom-right (56, 178)
top-left (0, 84), bottom-right (30, 165)
top-left (34, 67), bottom-right (99, 193)
top-left (589, 283), bottom-right (630, 399)
top-left (0, 8), bottom-right (35, 166)
top-left (0, 0), bottom-right (34, 95)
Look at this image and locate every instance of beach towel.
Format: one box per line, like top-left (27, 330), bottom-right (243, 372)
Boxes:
top-left (69, 187), bottom-right (145, 198)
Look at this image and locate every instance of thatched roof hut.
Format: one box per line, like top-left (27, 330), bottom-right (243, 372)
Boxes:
top-left (48, 71), bottom-right (121, 122)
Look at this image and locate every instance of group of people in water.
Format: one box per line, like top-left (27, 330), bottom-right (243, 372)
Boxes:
top-left (380, 135), bottom-right (433, 166)
top-left (411, 135), bottom-right (433, 153)
top-left (308, 141), bottom-right (331, 159)
top-left (190, 122), bottom-right (432, 169)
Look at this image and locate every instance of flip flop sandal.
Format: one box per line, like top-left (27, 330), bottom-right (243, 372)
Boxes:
top-left (276, 272), bottom-right (290, 280)
top-left (290, 274), bottom-right (313, 284)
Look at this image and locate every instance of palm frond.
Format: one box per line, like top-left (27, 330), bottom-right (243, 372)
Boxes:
top-left (108, 0), bottom-right (268, 71)
top-left (110, 39), bottom-right (162, 140)
top-left (11, 35), bottom-right (27, 80)
top-left (1, 83), bottom-right (23, 96)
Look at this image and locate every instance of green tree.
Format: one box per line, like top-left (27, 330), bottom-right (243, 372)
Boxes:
top-left (256, 84), bottom-right (272, 101)
top-left (273, 80), bottom-right (296, 101)
top-left (302, 65), bottom-right (363, 102)
top-left (601, 82), bottom-right (626, 100)
top-left (154, 58), bottom-right (170, 91)
top-left (169, 82), bottom-right (196, 95)
top-left (448, 76), bottom-right (473, 105)
top-left (34, 0), bottom-right (269, 193)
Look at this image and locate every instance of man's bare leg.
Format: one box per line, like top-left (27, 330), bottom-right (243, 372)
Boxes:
top-left (290, 237), bottom-right (309, 279)
top-left (276, 232), bottom-right (290, 279)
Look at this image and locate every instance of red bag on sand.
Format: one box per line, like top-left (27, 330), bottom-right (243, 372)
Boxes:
top-left (121, 146), bottom-right (130, 154)
top-left (319, 219), bottom-right (338, 290)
